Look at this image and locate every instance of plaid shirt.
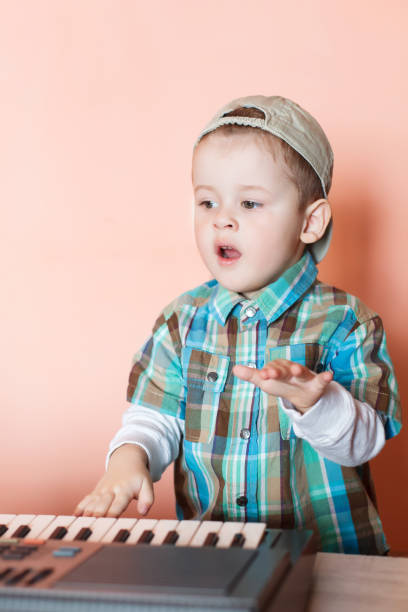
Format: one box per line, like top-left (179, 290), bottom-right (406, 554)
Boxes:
top-left (127, 251), bottom-right (401, 554)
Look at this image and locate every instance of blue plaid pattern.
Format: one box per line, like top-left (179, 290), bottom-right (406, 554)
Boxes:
top-left (127, 251), bottom-right (401, 553)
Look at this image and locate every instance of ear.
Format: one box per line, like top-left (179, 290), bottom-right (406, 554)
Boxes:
top-left (300, 199), bottom-right (332, 245)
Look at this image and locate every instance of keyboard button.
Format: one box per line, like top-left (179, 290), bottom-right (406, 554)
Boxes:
top-left (231, 533), bottom-right (245, 547)
top-left (2, 552), bottom-right (27, 560)
top-left (189, 521), bottom-right (223, 547)
top-left (162, 530), bottom-right (179, 545)
top-left (0, 568), bottom-right (13, 581)
top-left (0, 515), bottom-right (35, 540)
top-left (125, 519), bottom-right (157, 545)
top-left (49, 527), bottom-right (68, 540)
top-left (74, 527), bottom-right (92, 541)
top-left (174, 520), bottom-right (201, 547)
top-left (241, 522), bottom-right (267, 549)
top-left (148, 520), bottom-right (178, 546)
top-left (87, 517), bottom-right (117, 543)
top-left (12, 525), bottom-right (31, 538)
top-left (216, 522), bottom-right (245, 548)
top-left (101, 518), bottom-right (137, 544)
top-left (63, 517), bottom-right (96, 542)
top-left (113, 529), bottom-right (131, 543)
top-left (26, 515), bottom-right (55, 539)
top-left (137, 530), bottom-right (154, 544)
top-left (53, 546), bottom-right (81, 558)
top-left (5, 568), bottom-right (32, 585)
top-left (37, 516), bottom-right (76, 540)
top-left (26, 568), bottom-right (53, 585)
top-left (203, 532), bottom-right (219, 547)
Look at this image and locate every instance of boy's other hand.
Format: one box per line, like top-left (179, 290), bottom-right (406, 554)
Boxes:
top-left (232, 359), bottom-right (333, 413)
top-left (73, 444), bottom-right (154, 518)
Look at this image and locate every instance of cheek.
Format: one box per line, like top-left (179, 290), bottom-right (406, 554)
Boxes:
top-left (194, 220), bottom-right (209, 255)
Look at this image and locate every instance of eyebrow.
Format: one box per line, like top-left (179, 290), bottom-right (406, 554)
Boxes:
top-left (194, 184), bottom-right (272, 194)
top-left (237, 185), bottom-right (272, 194)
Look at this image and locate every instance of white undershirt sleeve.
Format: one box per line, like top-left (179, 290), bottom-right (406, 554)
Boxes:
top-left (106, 404), bottom-right (184, 482)
top-left (278, 380), bottom-right (385, 466)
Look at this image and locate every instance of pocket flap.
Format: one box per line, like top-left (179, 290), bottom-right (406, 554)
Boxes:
top-left (183, 346), bottom-right (230, 392)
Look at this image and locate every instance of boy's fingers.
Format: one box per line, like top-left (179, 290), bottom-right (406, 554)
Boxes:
top-left (233, 364), bottom-right (261, 384)
top-left (262, 361), bottom-right (303, 381)
top-left (83, 491), bottom-right (115, 517)
top-left (73, 496), bottom-right (90, 516)
top-left (316, 370), bottom-right (334, 385)
top-left (137, 477), bottom-right (154, 515)
top-left (106, 490), bottom-right (133, 518)
top-left (74, 493), bottom-right (103, 516)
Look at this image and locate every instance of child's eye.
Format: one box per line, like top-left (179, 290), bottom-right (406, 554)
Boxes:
top-left (241, 200), bottom-right (262, 209)
top-left (198, 200), bottom-right (218, 209)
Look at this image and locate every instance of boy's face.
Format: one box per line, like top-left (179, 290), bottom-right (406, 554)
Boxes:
top-left (192, 132), bottom-right (309, 298)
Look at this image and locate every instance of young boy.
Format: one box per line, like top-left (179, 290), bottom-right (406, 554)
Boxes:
top-left (75, 95), bottom-right (401, 554)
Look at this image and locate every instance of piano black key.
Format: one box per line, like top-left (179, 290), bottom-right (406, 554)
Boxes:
top-left (49, 526), bottom-right (68, 540)
top-left (74, 527), bottom-right (92, 541)
top-left (12, 525), bottom-right (31, 538)
top-left (203, 532), bottom-right (219, 547)
top-left (230, 533), bottom-right (245, 548)
top-left (162, 530), bottom-right (179, 545)
top-left (113, 529), bottom-right (131, 543)
top-left (137, 529), bottom-right (154, 544)
top-left (26, 567), bottom-right (54, 585)
top-left (0, 524), bottom-right (8, 537)
top-left (5, 568), bottom-right (32, 586)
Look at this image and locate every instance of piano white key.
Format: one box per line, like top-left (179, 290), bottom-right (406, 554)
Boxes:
top-left (0, 514), bottom-right (36, 539)
top-left (0, 514), bottom-right (16, 536)
top-left (0, 514), bottom-right (267, 549)
top-left (63, 516), bottom-right (97, 541)
top-left (189, 520), bottom-right (223, 547)
top-left (37, 515), bottom-right (77, 539)
top-left (175, 520), bottom-right (201, 547)
top-left (0, 514), bottom-right (16, 525)
top-left (25, 514), bottom-right (55, 538)
top-left (101, 518), bottom-right (138, 543)
top-left (126, 518), bottom-right (158, 544)
top-left (87, 517), bottom-right (117, 542)
top-left (149, 519), bottom-right (179, 546)
top-left (216, 521), bottom-right (245, 548)
top-left (241, 521), bottom-right (267, 549)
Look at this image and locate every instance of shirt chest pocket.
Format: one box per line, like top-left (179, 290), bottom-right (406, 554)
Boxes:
top-left (182, 346), bottom-right (230, 443)
top-left (269, 343), bottom-right (329, 440)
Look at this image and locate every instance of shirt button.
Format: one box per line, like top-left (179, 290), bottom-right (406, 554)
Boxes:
top-left (247, 362), bottom-right (257, 368)
top-left (206, 371), bottom-right (218, 382)
top-left (240, 428), bottom-right (251, 440)
top-left (236, 495), bottom-right (248, 507)
top-left (244, 306), bottom-right (257, 318)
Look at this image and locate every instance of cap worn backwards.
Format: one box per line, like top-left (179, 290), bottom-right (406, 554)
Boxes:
top-left (193, 95), bottom-right (334, 263)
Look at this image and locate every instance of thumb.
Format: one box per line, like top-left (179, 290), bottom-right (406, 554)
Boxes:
top-left (137, 475), bottom-right (154, 515)
top-left (315, 370), bottom-right (333, 391)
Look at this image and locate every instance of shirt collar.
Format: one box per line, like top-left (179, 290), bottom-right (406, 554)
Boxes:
top-left (210, 250), bottom-right (318, 326)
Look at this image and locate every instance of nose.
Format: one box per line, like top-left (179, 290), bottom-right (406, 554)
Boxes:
top-left (213, 207), bottom-right (237, 230)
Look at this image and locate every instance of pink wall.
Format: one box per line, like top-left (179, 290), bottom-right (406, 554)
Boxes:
top-left (1, 1), bottom-right (407, 553)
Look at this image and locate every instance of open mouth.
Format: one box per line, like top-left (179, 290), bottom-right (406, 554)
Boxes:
top-left (216, 245), bottom-right (242, 260)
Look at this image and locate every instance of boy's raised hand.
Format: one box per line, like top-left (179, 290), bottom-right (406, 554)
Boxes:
top-left (232, 359), bottom-right (333, 413)
top-left (73, 444), bottom-right (154, 518)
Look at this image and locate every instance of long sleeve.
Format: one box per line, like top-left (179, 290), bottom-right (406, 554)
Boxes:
top-left (279, 380), bottom-right (385, 466)
top-left (106, 404), bottom-right (184, 482)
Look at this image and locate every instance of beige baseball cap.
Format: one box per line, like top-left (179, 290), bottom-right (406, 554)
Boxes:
top-left (193, 95), bottom-right (334, 263)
